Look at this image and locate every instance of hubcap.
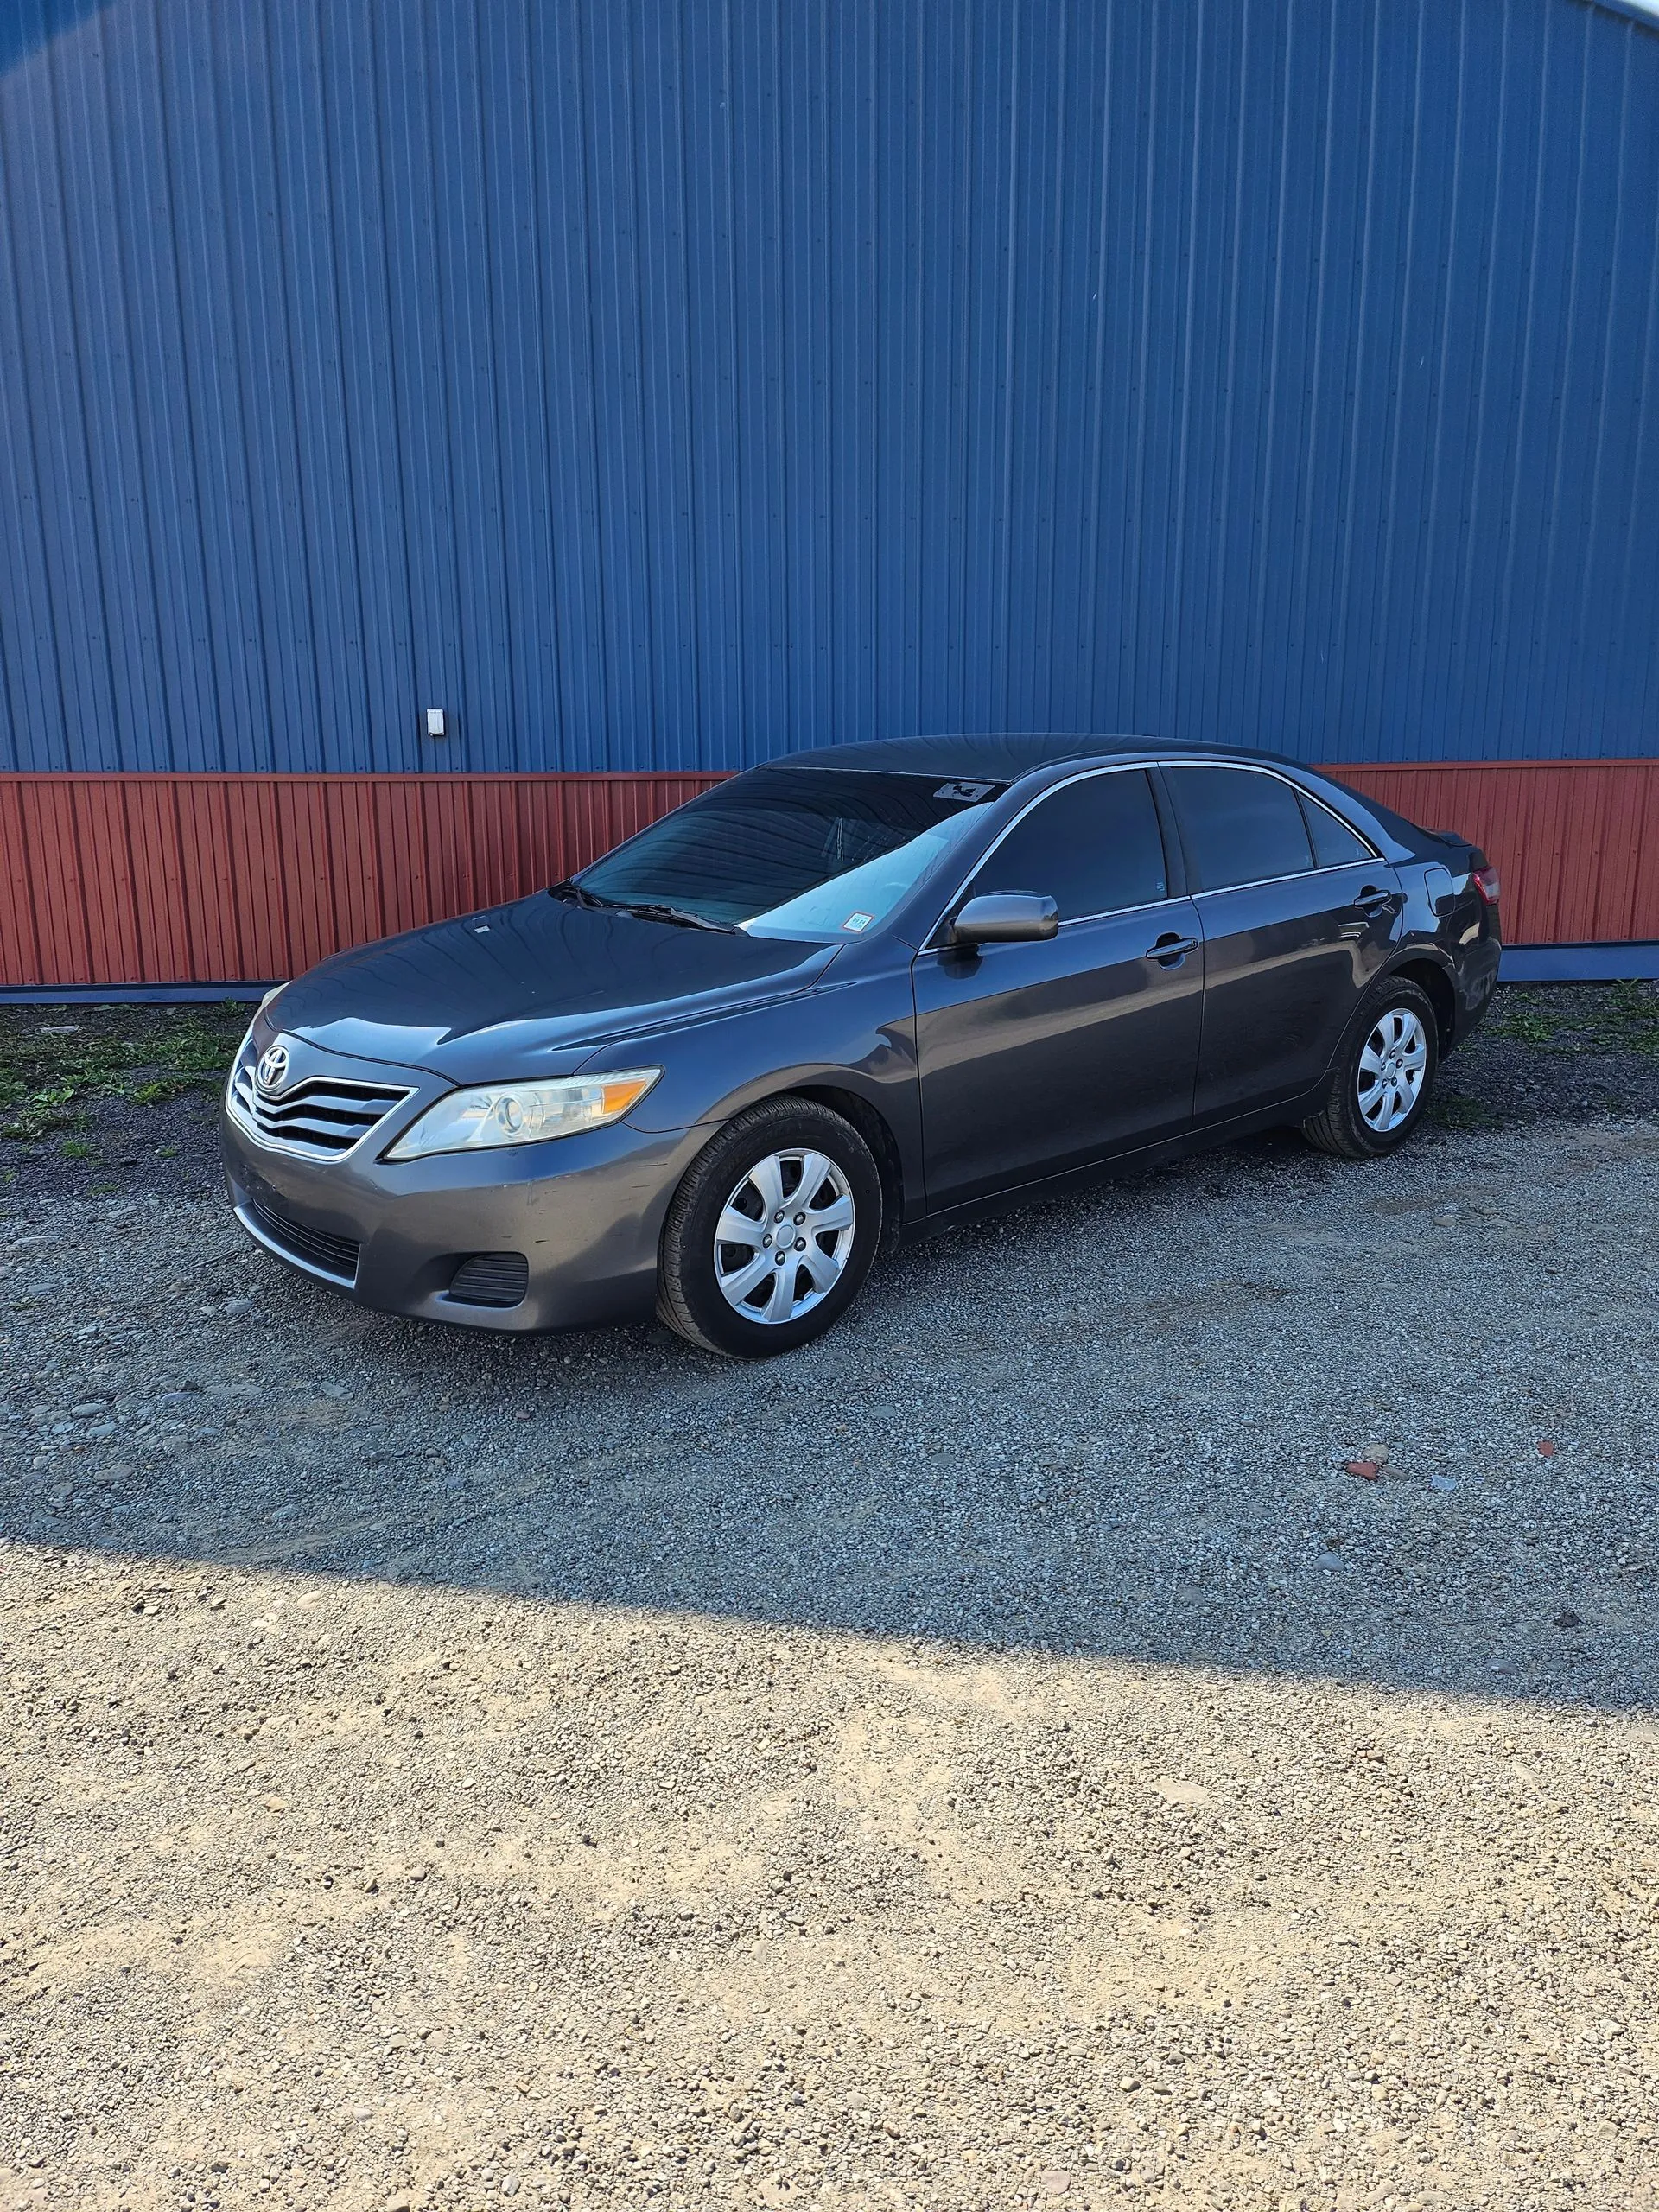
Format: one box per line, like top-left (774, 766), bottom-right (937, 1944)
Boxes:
top-left (1357, 1006), bottom-right (1428, 1133)
top-left (714, 1148), bottom-right (856, 1325)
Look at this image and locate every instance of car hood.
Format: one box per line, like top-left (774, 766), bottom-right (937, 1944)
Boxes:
top-left (264, 894), bottom-right (841, 1082)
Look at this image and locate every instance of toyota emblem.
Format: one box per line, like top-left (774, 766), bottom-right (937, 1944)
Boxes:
top-left (255, 1042), bottom-right (291, 1094)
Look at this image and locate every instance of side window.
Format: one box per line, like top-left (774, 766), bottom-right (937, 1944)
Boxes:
top-left (1300, 793), bottom-right (1375, 868)
top-left (968, 769), bottom-right (1169, 921)
top-left (1166, 766), bottom-right (1313, 892)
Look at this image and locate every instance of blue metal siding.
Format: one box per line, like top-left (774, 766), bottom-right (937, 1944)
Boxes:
top-left (0, 0), bottom-right (1656, 777)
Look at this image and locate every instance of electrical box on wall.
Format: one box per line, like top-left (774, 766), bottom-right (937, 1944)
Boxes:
top-left (425, 707), bottom-right (448, 741)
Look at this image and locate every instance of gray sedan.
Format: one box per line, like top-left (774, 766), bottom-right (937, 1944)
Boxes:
top-left (221, 734), bottom-right (1501, 1357)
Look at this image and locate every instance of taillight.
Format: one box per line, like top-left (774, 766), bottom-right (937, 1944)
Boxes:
top-left (1471, 862), bottom-right (1500, 906)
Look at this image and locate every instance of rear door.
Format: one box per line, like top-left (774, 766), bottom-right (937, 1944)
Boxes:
top-left (1160, 763), bottom-right (1402, 1122)
top-left (912, 766), bottom-right (1205, 1211)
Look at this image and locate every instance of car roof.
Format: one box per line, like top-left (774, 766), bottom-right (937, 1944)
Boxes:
top-left (771, 733), bottom-right (1430, 858)
top-left (773, 733), bottom-right (1301, 779)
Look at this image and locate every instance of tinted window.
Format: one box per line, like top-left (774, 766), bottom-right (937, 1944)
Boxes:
top-left (969, 769), bottom-right (1169, 920)
top-left (1301, 794), bottom-right (1375, 868)
top-left (576, 767), bottom-right (1004, 933)
top-left (1167, 766), bottom-right (1313, 891)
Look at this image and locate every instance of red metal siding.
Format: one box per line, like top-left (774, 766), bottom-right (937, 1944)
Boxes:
top-left (2, 764), bottom-right (1656, 989)
top-left (0, 772), bottom-right (721, 988)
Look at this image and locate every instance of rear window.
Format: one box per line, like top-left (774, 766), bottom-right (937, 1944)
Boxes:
top-left (1300, 794), bottom-right (1376, 868)
top-left (1166, 766), bottom-right (1313, 891)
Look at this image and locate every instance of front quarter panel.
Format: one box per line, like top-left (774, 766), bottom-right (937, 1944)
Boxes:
top-left (601, 947), bottom-right (925, 1223)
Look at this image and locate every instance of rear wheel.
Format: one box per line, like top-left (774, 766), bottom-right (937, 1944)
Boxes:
top-left (1301, 977), bottom-right (1440, 1160)
top-left (657, 1098), bottom-right (883, 1357)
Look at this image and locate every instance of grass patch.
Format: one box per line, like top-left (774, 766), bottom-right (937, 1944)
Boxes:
top-left (0, 1002), bottom-right (251, 1141)
top-left (1431, 1090), bottom-right (1503, 1130)
top-left (1484, 981), bottom-right (1659, 1056)
top-left (1482, 1001), bottom-right (1560, 1047)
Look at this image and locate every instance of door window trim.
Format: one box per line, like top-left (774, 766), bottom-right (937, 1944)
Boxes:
top-left (925, 758), bottom-right (1381, 945)
top-left (922, 763), bottom-right (1184, 947)
top-left (1158, 760), bottom-right (1382, 899)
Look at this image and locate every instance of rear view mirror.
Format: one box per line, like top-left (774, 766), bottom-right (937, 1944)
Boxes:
top-left (950, 893), bottom-right (1060, 946)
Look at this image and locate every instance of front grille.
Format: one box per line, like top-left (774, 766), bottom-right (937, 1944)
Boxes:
top-left (446, 1251), bottom-right (530, 1309)
top-left (231, 1060), bottom-right (410, 1159)
top-left (245, 1197), bottom-right (361, 1283)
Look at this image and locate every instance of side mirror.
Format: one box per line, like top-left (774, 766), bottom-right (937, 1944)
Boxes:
top-left (949, 892), bottom-right (1060, 947)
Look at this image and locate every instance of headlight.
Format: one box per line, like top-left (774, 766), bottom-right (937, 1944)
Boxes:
top-left (227, 988), bottom-right (283, 1095)
top-left (226, 1020), bottom-right (258, 1108)
top-left (385, 1069), bottom-right (661, 1160)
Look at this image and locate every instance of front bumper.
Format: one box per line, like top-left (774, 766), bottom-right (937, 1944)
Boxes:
top-left (220, 1053), bottom-right (702, 1333)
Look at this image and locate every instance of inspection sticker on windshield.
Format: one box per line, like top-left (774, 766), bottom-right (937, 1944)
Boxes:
top-left (935, 779), bottom-right (997, 802)
top-left (842, 911), bottom-right (874, 933)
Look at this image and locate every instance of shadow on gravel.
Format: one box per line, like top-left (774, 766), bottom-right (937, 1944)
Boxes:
top-left (6, 1089), bottom-right (1656, 1714)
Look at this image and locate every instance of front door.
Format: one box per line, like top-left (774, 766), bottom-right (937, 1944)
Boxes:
top-left (913, 767), bottom-right (1205, 1213)
top-left (1160, 763), bottom-right (1402, 1122)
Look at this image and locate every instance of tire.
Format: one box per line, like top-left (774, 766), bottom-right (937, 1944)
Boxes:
top-left (656, 1097), bottom-right (884, 1358)
top-left (1301, 976), bottom-right (1440, 1160)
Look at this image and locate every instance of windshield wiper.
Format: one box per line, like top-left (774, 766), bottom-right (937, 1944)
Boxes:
top-left (550, 878), bottom-right (734, 931)
top-left (547, 879), bottom-right (610, 909)
top-left (614, 900), bottom-right (735, 932)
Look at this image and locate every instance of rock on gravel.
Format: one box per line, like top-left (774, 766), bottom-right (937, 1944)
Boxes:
top-left (2, 1115), bottom-right (1658, 2212)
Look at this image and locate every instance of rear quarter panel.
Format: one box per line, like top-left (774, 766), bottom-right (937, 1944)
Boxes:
top-left (1390, 857), bottom-right (1501, 1047)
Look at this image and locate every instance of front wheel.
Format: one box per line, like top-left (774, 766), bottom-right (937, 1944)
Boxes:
top-left (657, 1098), bottom-right (883, 1357)
top-left (1301, 978), bottom-right (1440, 1160)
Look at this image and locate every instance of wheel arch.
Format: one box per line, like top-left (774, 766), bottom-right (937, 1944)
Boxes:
top-left (780, 1083), bottom-right (907, 1257)
top-left (1386, 955), bottom-right (1457, 1054)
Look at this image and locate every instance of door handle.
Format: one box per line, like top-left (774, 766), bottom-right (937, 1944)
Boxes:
top-left (1147, 931), bottom-right (1198, 964)
top-left (1352, 886), bottom-right (1395, 912)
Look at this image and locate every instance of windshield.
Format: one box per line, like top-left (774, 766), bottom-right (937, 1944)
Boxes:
top-left (572, 767), bottom-right (1006, 937)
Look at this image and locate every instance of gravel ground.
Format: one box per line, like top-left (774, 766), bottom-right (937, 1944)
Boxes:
top-left (2, 999), bottom-right (1658, 2212)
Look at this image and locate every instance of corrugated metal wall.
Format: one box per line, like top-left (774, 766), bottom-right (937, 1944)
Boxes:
top-left (5, 760), bottom-right (1656, 987)
top-left (3, 0), bottom-right (1656, 785)
top-left (0, 772), bottom-right (718, 988)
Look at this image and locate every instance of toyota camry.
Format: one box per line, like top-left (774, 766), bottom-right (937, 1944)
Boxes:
top-left (222, 735), bottom-right (1501, 1357)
